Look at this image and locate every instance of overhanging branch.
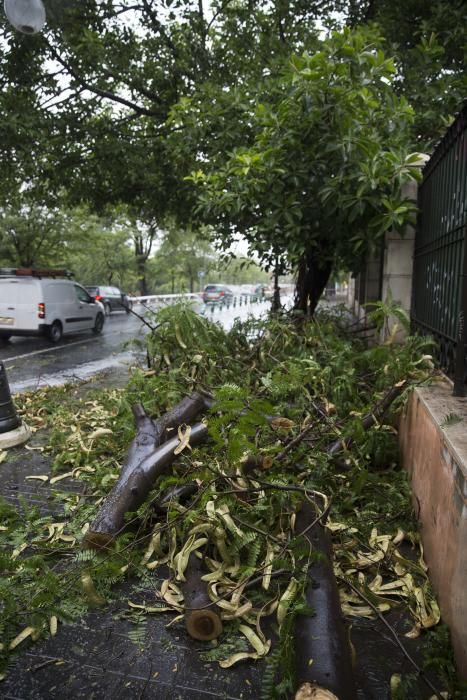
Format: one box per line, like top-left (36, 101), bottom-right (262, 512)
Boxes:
top-left (46, 41), bottom-right (163, 119)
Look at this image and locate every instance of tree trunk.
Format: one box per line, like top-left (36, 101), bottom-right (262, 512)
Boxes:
top-left (136, 254), bottom-right (148, 296)
top-left (272, 260), bottom-right (281, 312)
top-left (294, 253), bottom-right (333, 316)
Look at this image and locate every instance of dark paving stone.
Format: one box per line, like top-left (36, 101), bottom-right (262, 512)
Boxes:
top-left (1, 595), bottom-right (266, 700)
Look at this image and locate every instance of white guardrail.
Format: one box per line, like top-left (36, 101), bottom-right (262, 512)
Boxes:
top-left (132, 293), bottom-right (201, 304)
top-left (131, 292), bottom-right (269, 310)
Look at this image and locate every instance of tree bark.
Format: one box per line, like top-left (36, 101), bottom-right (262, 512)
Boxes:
top-left (294, 501), bottom-right (357, 700)
top-left (83, 393), bottom-right (210, 549)
top-left (84, 422), bottom-right (208, 549)
top-left (272, 259), bottom-right (281, 312)
top-left (136, 253), bottom-right (148, 296)
top-left (182, 553), bottom-right (223, 641)
top-left (294, 252), bottom-right (333, 316)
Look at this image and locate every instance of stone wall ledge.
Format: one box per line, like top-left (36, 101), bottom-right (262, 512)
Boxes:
top-left (399, 378), bottom-right (467, 677)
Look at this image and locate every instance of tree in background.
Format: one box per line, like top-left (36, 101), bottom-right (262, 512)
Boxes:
top-left (149, 224), bottom-right (215, 294)
top-left (207, 257), bottom-right (270, 288)
top-left (69, 224), bottom-right (137, 291)
top-left (143, 219), bottom-right (271, 294)
top-left (0, 202), bottom-right (95, 268)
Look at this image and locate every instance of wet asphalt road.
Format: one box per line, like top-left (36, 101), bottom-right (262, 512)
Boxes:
top-left (0, 299), bottom-right (273, 394)
top-left (0, 310), bottom-right (147, 394)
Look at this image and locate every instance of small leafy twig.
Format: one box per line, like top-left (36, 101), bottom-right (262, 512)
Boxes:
top-left (230, 514), bottom-right (282, 544)
top-left (276, 421), bottom-right (317, 461)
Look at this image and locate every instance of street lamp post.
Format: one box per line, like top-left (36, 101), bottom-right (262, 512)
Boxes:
top-left (3, 0), bottom-right (46, 34)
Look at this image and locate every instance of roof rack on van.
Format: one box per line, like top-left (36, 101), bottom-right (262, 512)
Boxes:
top-left (0, 268), bottom-right (73, 279)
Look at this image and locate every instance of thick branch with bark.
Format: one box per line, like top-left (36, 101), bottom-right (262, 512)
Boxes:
top-left (294, 502), bottom-right (357, 700)
top-left (182, 553), bottom-right (223, 641)
top-left (83, 393), bottom-right (210, 549)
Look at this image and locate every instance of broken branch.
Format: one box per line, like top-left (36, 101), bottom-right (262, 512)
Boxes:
top-left (182, 553), bottom-right (223, 641)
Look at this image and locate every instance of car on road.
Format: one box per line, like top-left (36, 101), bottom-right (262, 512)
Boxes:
top-left (202, 284), bottom-right (234, 304)
top-left (0, 268), bottom-right (105, 343)
top-left (85, 285), bottom-right (133, 315)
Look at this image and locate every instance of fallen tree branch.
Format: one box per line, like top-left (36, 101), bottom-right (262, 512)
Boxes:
top-left (276, 421), bottom-right (316, 461)
top-left (327, 381), bottom-right (408, 456)
top-left (182, 553), bottom-right (223, 641)
top-left (294, 501), bottom-right (357, 700)
top-left (84, 396), bottom-right (209, 549)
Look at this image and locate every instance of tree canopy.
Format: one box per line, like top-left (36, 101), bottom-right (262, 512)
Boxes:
top-left (1, 0), bottom-right (465, 306)
top-left (188, 27), bottom-right (422, 310)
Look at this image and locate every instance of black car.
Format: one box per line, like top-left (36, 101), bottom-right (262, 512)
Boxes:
top-left (85, 285), bottom-right (133, 315)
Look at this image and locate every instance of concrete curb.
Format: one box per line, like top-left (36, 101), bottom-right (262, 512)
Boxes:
top-left (0, 422), bottom-right (31, 449)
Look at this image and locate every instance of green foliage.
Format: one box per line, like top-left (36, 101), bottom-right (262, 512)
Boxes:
top-left (346, 0), bottom-right (467, 147)
top-left (189, 26), bottom-right (420, 289)
top-left (366, 294), bottom-right (410, 334)
top-left (1, 303), bottom-right (450, 697)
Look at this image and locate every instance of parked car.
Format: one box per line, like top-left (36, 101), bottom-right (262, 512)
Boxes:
top-left (0, 268), bottom-right (105, 343)
top-left (202, 284), bottom-right (234, 304)
top-left (85, 285), bottom-right (133, 315)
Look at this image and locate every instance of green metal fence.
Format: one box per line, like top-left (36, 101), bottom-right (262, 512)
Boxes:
top-left (412, 100), bottom-right (467, 395)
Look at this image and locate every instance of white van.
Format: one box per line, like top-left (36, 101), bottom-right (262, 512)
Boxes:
top-left (0, 269), bottom-right (105, 343)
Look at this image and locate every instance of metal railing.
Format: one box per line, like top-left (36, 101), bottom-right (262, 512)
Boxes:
top-left (412, 100), bottom-right (467, 395)
top-left (132, 292), bottom-right (269, 311)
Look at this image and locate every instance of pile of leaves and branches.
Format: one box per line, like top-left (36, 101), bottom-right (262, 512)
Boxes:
top-left (0, 304), bottom-right (462, 698)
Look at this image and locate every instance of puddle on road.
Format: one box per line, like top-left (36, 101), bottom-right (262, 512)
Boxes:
top-left (10, 351), bottom-right (141, 393)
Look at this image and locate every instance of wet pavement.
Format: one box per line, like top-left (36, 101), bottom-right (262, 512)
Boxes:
top-left (1, 603), bottom-right (263, 700)
top-left (0, 388), bottom-right (265, 700)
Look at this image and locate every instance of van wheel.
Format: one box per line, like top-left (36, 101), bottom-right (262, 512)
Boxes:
top-left (0, 335), bottom-right (11, 344)
top-left (104, 303), bottom-right (111, 316)
top-left (93, 313), bottom-right (104, 335)
top-left (48, 321), bottom-right (63, 343)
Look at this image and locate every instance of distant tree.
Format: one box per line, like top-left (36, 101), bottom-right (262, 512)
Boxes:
top-left (68, 225), bottom-right (137, 290)
top-left (150, 224), bottom-right (216, 294)
top-left (0, 202), bottom-right (91, 268)
top-left (208, 257), bottom-right (270, 286)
